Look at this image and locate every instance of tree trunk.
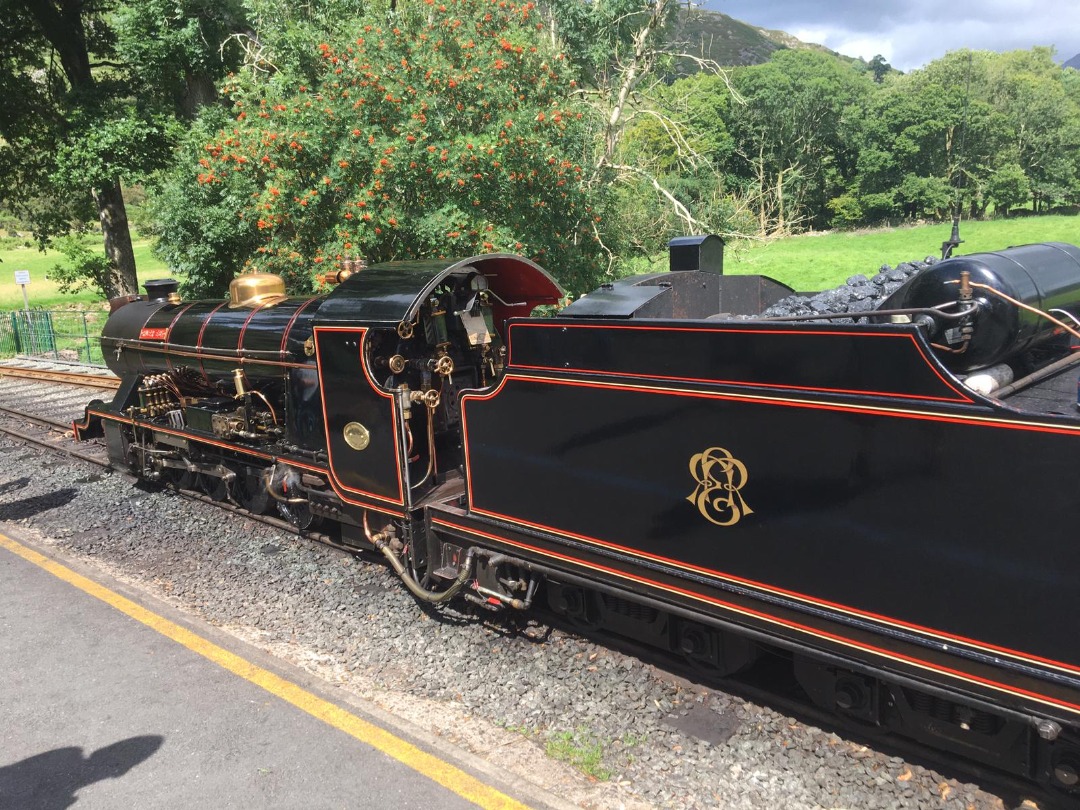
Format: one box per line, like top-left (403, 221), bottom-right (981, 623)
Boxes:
top-left (597, 0), bottom-right (671, 170)
top-left (92, 182), bottom-right (139, 298)
top-left (181, 70), bottom-right (218, 120)
top-left (18, 0), bottom-right (141, 298)
top-left (776, 169), bottom-right (785, 234)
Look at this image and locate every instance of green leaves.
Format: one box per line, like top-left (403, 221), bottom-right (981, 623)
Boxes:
top-left (987, 163), bottom-right (1031, 213)
top-left (52, 103), bottom-right (179, 192)
top-left (155, 0), bottom-right (608, 296)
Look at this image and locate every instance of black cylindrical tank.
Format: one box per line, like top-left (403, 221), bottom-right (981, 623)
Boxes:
top-left (101, 295), bottom-right (324, 383)
top-left (880, 242), bottom-right (1080, 372)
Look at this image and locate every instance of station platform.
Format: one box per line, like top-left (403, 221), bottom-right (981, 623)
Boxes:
top-left (0, 528), bottom-right (553, 809)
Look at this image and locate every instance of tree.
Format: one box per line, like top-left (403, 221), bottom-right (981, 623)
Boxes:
top-left (726, 49), bottom-right (871, 234)
top-left (987, 48), bottom-right (1080, 211)
top-left (0, 0), bottom-right (140, 297)
top-left (153, 0), bottom-right (608, 296)
top-left (114, 0), bottom-right (248, 120)
top-left (611, 72), bottom-right (744, 249)
top-left (986, 163), bottom-right (1030, 213)
top-left (845, 50), bottom-right (1011, 224)
top-left (868, 54), bottom-right (891, 84)
top-left (0, 0), bottom-right (246, 298)
top-left (536, 0), bottom-right (747, 244)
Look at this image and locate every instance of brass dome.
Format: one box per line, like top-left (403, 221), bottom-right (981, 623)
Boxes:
top-left (228, 272), bottom-right (287, 309)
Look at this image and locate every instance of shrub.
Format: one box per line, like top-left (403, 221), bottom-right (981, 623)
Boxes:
top-left (154, 0), bottom-right (609, 296)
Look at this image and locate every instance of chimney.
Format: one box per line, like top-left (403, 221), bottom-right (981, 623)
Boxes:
top-left (143, 279), bottom-right (181, 304)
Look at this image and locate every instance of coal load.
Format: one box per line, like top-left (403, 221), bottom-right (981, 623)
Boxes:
top-left (760, 257), bottom-right (938, 322)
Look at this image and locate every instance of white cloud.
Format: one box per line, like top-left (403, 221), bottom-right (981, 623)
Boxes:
top-left (830, 36), bottom-right (895, 65)
top-left (786, 27), bottom-right (894, 64)
top-left (704, 0), bottom-right (1080, 71)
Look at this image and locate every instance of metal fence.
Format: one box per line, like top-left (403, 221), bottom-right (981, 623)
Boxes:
top-left (0, 309), bottom-right (107, 366)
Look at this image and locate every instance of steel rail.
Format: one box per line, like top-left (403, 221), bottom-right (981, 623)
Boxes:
top-left (0, 423), bottom-right (110, 468)
top-left (0, 405), bottom-right (347, 551)
top-left (0, 365), bottom-right (120, 390)
top-left (0, 404), bottom-right (74, 433)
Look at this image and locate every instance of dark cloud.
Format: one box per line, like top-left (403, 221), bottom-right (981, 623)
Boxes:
top-left (700, 0), bottom-right (1080, 70)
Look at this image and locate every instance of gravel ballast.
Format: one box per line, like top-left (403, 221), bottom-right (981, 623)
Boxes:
top-left (0, 433), bottom-right (1006, 810)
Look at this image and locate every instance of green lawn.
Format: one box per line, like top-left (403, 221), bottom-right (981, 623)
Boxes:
top-left (725, 215), bottom-right (1080, 291)
top-left (0, 235), bottom-right (170, 311)
top-left (1, 215), bottom-right (1077, 311)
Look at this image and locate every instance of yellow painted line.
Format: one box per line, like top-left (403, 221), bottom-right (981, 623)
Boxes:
top-left (0, 532), bottom-right (529, 810)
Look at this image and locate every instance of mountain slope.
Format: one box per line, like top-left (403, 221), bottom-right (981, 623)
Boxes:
top-left (670, 9), bottom-right (783, 66)
top-left (672, 8), bottom-right (863, 69)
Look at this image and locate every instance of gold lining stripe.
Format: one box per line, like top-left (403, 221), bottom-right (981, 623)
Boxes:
top-left (0, 532), bottom-right (529, 810)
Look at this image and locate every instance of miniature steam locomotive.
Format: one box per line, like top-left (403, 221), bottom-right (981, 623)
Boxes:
top-left (77, 237), bottom-right (1080, 802)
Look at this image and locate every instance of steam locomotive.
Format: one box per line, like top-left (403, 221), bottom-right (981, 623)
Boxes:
top-left (76, 237), bottom-right (1080, 802)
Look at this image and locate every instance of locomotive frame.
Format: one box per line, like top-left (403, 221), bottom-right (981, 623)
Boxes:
top-left (76, 238), bottom-right (1080, 804)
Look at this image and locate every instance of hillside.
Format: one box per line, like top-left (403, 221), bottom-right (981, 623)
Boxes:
top-left (1066, 52), bottom-right (1080, 69)
top-left (671, 7), bottom-right (866, 70)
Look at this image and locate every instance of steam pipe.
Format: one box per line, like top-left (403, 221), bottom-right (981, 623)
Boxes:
top-left (992, 351), bottom-right (1080, 399)
top-left (363, 510), bottom-right (476, 604)
top-left (767, 303), bottom-right (978, 324)
top-left (376, 539), bottom-right (476, 604)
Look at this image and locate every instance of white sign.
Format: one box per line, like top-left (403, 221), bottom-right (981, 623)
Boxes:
top-left (14, 270), bottom-right (30, 285)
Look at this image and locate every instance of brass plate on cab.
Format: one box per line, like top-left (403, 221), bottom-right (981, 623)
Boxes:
top-left (343, 422), bottom-right (371, 451)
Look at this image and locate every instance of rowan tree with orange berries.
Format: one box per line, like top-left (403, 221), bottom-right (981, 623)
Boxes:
top-left (153, 0), bottom-right (609, 297)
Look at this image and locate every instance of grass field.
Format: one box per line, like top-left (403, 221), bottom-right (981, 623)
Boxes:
top-left (1, 214), bottom-right (1077, 311)
top-left (0, 235), bottom-right (169, 311)
top-left (725, 215), bottom-right (1080, 291)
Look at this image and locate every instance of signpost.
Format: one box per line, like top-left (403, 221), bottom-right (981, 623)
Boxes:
top-left (14, 270), bottom-right (29, 311)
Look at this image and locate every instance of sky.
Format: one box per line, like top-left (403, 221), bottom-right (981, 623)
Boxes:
top-left (701, 0), bottom-right (1080, 72)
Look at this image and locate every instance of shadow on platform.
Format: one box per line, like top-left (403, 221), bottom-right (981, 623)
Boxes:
top-left (0, 734), bottom-right (164, 809)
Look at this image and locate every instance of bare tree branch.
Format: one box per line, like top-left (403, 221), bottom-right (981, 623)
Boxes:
top-left (633, 108), bottom-right (702, 167)
top-left (609, 162), bottom-right (709, 232)
top-left (597, 0), bottom-right (673, 170)
top-left (591, 220), bottom-right (616, 276)
top-left (221, 32), bottom-right (277, 76)
top-left (666, 52), bottom-right (744, 104)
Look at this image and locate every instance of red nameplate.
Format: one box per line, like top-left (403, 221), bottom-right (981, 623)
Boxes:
top-left (139, 328), bottom-right (169, 341)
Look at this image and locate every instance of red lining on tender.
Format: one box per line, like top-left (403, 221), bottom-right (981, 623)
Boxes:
top-left (505, 321), bottom-right (973, 404)
top-left (431, 516), bottom-right (1080, 714)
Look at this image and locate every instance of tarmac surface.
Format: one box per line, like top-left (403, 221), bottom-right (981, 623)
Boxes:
top-left (0, 527), bottom-right (548, 810)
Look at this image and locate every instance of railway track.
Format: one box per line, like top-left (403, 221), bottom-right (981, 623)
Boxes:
top-left (0, 406), bottom-right (109, 467)
top-left (0, 359), bottom-right (120, 390)
top-left (0, 377), bottom-right (358, 556)
top-left (0, 374), bottom-right (1036, 810)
